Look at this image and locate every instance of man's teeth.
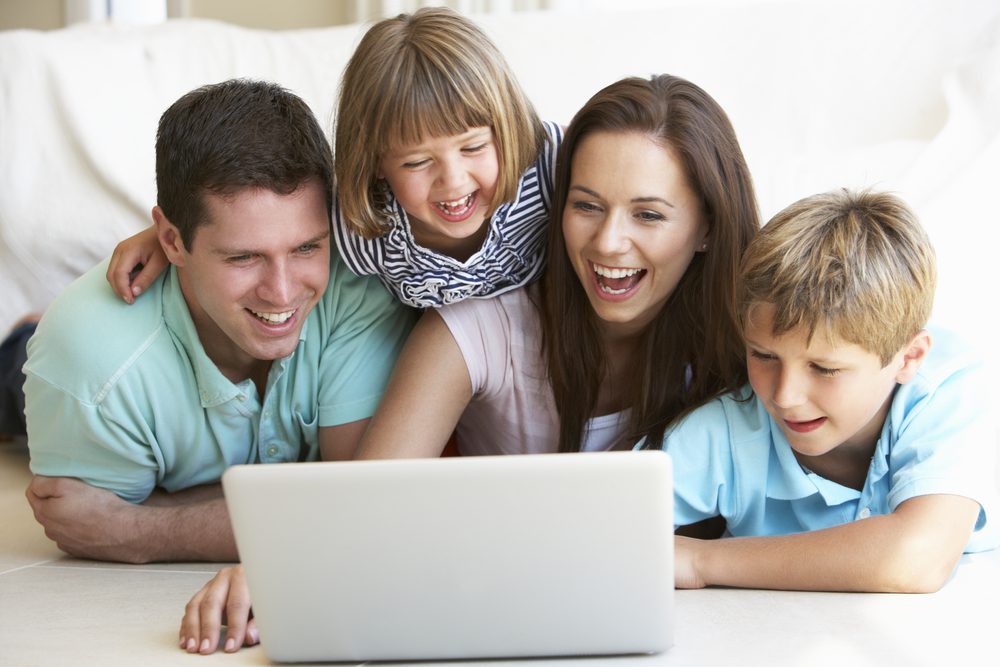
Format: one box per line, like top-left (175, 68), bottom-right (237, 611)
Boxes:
top-left (436, 193), bottom-right (474, 213)
top-left (593, 264), bottom-right (642, 279)
top-left (251, 309), bottom-right (293, 324)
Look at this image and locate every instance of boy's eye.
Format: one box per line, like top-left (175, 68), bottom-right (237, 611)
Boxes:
top-left (811, 363), bottom-right (841, 377)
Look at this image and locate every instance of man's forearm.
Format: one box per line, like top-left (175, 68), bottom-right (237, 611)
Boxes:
top-left (125, 497), bottom-right (238, 563)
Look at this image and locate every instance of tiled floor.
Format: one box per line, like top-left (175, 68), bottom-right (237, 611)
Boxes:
top-left (4, 437), bottom-right (1000, 667)
top-left (0, 439), bottom-right (241, 666)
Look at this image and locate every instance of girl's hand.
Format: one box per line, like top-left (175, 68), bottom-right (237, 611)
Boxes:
top-left (106, 226), bottom-right (169, 303)
top-left (179, 565), bottom-right (258, 654)
top-left (674, 535), bottom-right (708, 589)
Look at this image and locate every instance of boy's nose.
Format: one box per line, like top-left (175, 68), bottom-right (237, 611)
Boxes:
top-left (772, 369), bottom-right (806, 408)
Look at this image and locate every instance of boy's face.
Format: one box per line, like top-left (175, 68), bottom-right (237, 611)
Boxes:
top-left (744, 303), bottom-right (923, 461)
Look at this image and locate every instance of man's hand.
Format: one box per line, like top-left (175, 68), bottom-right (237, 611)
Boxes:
top-left (26, 475), bottom-right (149, 562)
top-left (25, 475), bottom-right (237, 563)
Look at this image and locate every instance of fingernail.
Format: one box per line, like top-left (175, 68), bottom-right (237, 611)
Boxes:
top-left (200, 638), bottom-right (210, 653)
top-left (132, 285), bottom-right (142, 296)
top-left (186, 637), bottom-right (197, 652)
top-left (249, 627), bottom-right (259, 644)
top-left (225, 638), bottom-right (235, 652)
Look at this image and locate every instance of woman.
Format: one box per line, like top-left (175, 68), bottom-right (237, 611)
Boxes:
top-left (179, 73), bottom-right (759, 654)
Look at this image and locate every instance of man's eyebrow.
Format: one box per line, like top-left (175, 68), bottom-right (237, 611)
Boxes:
top-left (212, 230), bottom-right (331, 256)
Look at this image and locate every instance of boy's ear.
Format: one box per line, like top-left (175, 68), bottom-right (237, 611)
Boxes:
top-left (894, 329), bottom-right (932, 384)
top-left (152, 206), bottom-right (186, 267)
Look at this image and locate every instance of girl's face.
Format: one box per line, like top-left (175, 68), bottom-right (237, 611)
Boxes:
top-left (378, 126), bottom-right (499, 259)
top-left (562, 131), bottom-right (708, 340)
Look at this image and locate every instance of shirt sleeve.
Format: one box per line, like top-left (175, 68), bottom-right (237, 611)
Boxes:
top-left (437, 295), bottom-right (511, 402)
top-left (25, 354), bottom-right (161, 505)
top-left (314, 256), bottom-right (417, 427)
top-left (885, 340), bottom-right (1000, 551)
top-left (657, 397), bottom-right (737, 528)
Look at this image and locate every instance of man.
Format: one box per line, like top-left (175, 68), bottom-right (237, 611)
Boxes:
top-left (23, 79), bottom-right (413, 563)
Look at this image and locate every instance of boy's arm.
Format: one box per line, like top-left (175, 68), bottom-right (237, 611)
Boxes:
top-left (25, 476), bottom-right (237, 563)
top-left (676, 493), bottom-right (980, 593)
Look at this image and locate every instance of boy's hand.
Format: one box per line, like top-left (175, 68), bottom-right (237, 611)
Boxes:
top-left (674, 536), bottom-right (709, 589)
top-left (180, 565), bottom-right (258, 654)
top-left (106, 225), bottom-right (168, 303)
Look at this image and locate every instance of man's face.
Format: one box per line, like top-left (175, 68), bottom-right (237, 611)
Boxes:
top-left (163, 180), bottom-right (330, 380)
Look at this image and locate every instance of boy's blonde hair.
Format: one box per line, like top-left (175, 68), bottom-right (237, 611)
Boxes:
top-left (739, 189), bottom-right (936, 365)
top-left (334, 6), bottom-right (547, 239)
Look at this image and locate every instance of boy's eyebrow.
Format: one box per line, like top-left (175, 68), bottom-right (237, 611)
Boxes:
top-left (568, 185), bottom-right (674, 208)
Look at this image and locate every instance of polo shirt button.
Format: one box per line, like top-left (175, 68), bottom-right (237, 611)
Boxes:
top-left (859, 507), bottom-right (872, 519)
top-left (237, 394), bottom-right (246, 401)
top-left (266, 445), bottom-right (279, 457)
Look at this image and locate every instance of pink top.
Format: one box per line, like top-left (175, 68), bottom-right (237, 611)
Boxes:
top-left (439, 286), bottom-right (630, 455)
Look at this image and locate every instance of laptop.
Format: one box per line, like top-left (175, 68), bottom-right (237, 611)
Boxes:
top-left (222, 450), bottom-right (675, 662)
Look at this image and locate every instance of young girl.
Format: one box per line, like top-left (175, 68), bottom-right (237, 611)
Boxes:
top-left (107, 7), bottom-right (561, 309)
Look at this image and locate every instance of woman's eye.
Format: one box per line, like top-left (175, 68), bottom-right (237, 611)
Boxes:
top-left (570, 200), bottom-right (601, 214)
top-left (636, 210), bottom-right (666, 223)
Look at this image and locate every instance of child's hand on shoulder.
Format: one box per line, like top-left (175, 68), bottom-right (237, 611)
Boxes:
top-left (106, 226), bottom-right (168, 303)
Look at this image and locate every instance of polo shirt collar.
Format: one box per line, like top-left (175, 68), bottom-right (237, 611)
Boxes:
top-left (766, 420), bottom-right (861, 506)
top-left (160, 267), bottom-right (245, 408)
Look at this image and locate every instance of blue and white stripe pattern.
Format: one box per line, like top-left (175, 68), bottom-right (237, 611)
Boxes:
top-left (333, 121), bottom-right (563, 309)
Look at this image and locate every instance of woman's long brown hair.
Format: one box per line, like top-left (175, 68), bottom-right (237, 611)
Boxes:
top-left (540, 74), bottom-right (760, 452)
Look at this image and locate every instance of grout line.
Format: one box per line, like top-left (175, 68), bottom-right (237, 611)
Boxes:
top-left (32, 563), bottom-right (222, 575)
top-left (0, 558), bottom-right (56, 576)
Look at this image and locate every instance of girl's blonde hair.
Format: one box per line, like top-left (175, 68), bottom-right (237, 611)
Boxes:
top-left (334, 7), bottom-right (547, 239)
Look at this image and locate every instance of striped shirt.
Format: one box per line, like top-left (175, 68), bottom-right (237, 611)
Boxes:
top-left (333, 121), bottom-right (563, 309)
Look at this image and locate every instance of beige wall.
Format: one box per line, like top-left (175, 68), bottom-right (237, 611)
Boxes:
top-left (182, 0), bottom-right (354, 30)
top-left (0, 0), bottom-right (63, 31)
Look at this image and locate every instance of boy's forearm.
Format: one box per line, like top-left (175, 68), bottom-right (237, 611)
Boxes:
top-left (680, 495), bottom-right (980, 593)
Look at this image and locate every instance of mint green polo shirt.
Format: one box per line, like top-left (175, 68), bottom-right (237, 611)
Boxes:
top-left (24, 253), bottom-right (414, 504)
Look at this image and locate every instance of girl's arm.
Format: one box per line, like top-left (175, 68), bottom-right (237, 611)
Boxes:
top-left (676, 493), bottom-right (980, 592)
top-left (106, 225), bottom-right (168, 303)
top-left (179, 565), bottom-right (257, 654)
top-left (355, 309), bottom-right (473, 459)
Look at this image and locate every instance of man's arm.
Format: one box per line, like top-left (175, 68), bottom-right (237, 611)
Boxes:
top-left (676, 494), bottom-right (980, 593)
top-left (26, 476), bottom-right (237, 563)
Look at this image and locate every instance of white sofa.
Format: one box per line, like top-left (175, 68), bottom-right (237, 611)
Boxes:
top-left (2, 0), bottom-right (998, 380)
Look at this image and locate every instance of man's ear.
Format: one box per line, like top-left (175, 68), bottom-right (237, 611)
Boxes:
top-left (895, 329), bottom-right (932, 384)
top-left (152, 206), bottom-right (186, 267)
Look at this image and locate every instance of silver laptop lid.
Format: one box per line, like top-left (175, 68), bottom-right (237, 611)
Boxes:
top-left (223, 450), bottom-right (674, 662)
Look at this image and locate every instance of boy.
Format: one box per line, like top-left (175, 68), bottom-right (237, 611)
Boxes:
top-left (659, 189), bottom-right (998, 592)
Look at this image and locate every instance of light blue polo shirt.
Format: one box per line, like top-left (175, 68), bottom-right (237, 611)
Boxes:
top-left (24, 253), bottom-right (414, 504)
top-left (653, 328), bottom-right (999, 553)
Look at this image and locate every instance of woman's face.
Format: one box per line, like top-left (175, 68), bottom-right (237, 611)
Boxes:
top-left (562, 131), bottom-right (708, 340)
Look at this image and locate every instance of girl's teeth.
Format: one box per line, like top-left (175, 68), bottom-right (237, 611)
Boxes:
top-left (436, 193), bottom-right (473, 213)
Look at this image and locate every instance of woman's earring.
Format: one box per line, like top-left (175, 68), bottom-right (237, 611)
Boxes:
top-left (700, 242), bottom-right (708, 251)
